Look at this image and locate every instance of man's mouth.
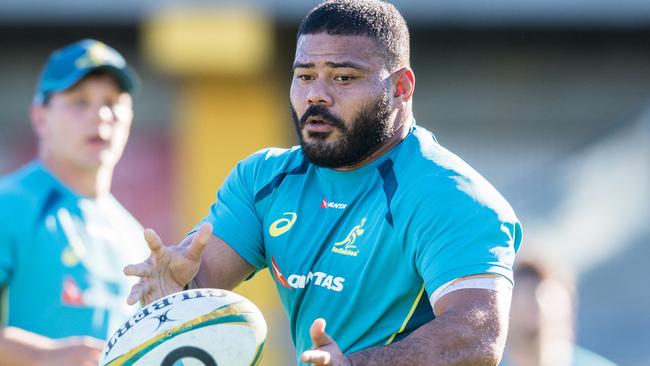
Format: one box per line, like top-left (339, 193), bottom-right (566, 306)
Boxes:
top-left (304, 116), bottom-right (336, 134)
top-left (87, 135), bottom-right (110, 146)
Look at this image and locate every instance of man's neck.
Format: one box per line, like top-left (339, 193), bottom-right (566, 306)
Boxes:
top-left (41, 157), bottom-right (113, 199)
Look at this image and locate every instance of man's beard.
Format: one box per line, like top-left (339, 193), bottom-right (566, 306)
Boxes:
top-left (291, 92), bottom-right (393, 168)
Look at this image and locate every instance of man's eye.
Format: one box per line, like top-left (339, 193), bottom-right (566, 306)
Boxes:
top-left (104, 100), bottom-right (118, 108)
top-left (296, 74), bottom-right (313, 81)
top-left (72, 99), bottom-right (90, 107)
top-left (334, 75), bottom-right (354, 82)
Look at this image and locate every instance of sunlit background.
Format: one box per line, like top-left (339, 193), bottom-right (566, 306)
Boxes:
top-left (0, 1), bottom-right (648, 365)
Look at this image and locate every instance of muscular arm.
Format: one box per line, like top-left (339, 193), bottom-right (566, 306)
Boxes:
top-left (0, 327), bottom-right (103, 366)
top-left (190, 234), bottom-right (256, 291)
top-left (347, 288), bottom-right (510, 366)
top-left (0, 327), bottom-right (50, 366)
top-left (125, 225), bottom-right (256, 305)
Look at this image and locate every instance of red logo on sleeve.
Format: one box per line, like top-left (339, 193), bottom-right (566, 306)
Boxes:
top-left (61, 276), bottom-right (84, 306)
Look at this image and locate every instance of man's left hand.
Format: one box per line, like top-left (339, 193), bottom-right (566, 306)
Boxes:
top-left (300, 318), bottom-right (352, 366)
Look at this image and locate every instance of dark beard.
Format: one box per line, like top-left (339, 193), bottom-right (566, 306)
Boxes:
top-left (291, 92), bottom-right (393, 168)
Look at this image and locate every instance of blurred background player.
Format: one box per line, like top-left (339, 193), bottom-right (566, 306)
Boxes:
top-left (0, 39), bottom-right (147, 365)
top-left (502, 258), bottom-right (618, 366)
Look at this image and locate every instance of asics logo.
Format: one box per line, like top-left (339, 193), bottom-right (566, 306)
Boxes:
top-left (269, 212), bottom-right (297, 237)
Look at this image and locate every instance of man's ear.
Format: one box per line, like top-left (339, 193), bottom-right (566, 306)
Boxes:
top-left (392, 67), bottom-right (415, 102)
top-left (30, 104), bottom-right (48, 139)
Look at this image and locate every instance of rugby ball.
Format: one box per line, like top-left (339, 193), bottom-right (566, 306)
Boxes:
top-left (100, 288), bottom-right (267, 366)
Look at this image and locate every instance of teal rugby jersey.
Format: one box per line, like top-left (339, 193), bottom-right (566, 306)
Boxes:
top-left (202, 124), bottom-right (522, 364)
top-left (0, 161), bottom-right (147, 339)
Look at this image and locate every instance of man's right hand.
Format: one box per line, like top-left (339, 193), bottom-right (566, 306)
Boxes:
top-left (124, 223), bottom-right (213, 306)
top-left (0, 327), bottom-right (103, 366)
top-left (37, 336), bottom-right (104, 366)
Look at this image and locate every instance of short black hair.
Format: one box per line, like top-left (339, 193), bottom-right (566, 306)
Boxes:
top-left (297, 0), bottom-right (410, 70)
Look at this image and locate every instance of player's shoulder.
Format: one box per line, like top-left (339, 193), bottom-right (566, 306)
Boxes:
top-left (392, 125), bottom-right (463, 187)
top-left (236, 146), bottom-right (306, 180)
top-left (0, 161), bottom-right (52, 221)
top-left (243, 146), bottom-right (303, 166)
top-left (393, 125), bottom-right (465, 177)
top-left (394, 125), bottom-right (517, 219)
top-left (0, 161), bottom-right (44, 200)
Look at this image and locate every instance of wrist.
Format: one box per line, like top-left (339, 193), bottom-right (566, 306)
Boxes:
top-left (1, 326), bottom-right (55, 366)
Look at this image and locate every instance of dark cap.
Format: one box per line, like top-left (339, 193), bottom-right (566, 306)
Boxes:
top-left (33, 39), bottom-right (139, 105)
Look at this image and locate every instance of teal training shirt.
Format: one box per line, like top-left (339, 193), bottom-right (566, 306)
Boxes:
top-left (202, 124), bottom-right (522, 364)
top-left (0, 161), bottom-right (148, 339)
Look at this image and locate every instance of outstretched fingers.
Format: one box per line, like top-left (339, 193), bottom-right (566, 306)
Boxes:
top-left (123, 228), bottom-right (171, 306)
top-left (123, 261), bottom-right (152, 277)
top-left (144, 228), bottom-right (165, 258)
top-left (185, 223), bottom-right (213, 262)
top-left (126, 280), bottom-right (151, 305)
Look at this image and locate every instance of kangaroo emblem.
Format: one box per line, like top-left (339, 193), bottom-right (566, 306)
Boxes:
top-left (333, 217), bottom-right (367, 253)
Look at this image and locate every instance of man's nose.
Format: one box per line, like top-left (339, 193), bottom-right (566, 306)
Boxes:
top-left (97, 105), bottom-right (115, 123)
top-left (306, 81), bottom-right (333, 106)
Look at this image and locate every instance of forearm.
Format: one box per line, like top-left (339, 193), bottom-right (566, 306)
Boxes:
top-left (348, 302), bottom-right (505, 366)
top-left (0, 327), bottom-right (49, 366)
top-left (192, 235), bottom-right (255, 291)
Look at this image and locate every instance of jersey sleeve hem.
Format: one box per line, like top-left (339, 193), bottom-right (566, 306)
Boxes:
top-left (424, 263), bottom-right (513, 297)
top-left (212, 226), bottom-right (267, 270)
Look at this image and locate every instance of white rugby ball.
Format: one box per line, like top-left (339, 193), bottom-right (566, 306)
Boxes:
top-left (100, 288), bottom-right (267, 366)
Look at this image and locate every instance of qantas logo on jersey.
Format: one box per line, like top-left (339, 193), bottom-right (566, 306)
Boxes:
top-left (269, 212), bottom-right (297, 237)
top-left (288, 272), bottom-right (345, 292)
top-left (271, 257), bottom-right (346, 292)
top-left (320, 198), bottom-right (348, 210)
top-left (332, 217), bottom-right (367, 257)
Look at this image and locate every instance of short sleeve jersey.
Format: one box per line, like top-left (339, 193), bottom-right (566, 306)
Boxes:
top-left (0, 161), bottom-right (148, 339)
top-left (201, 124), bottom-right (522, 364)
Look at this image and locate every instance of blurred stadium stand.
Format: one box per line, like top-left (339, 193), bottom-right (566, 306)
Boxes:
top-left (2, 0), bottom-right (650, 27)
top-left (1, 1), bottom-right (649, 365)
